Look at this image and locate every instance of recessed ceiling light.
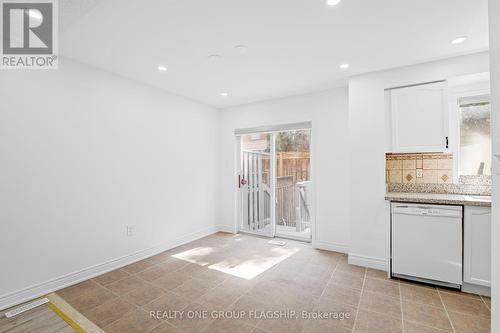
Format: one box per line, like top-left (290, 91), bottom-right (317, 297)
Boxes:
top-left (220, 92), bottom-right (229, 97)
top-left (451, 36), bottom-right (467, 45)
top-left (235, 45), bottom-right (248, 54)
top-left (339, 63), bottom-right (350, 69)
top-left (326, 0), bottom-right (341, 6)
top-left (208, 54), bottom-right (221, 61)
top-left (157, 65), bottom-right (167, 72)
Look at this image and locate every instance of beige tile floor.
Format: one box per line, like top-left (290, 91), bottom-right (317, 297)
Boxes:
top-left (55, 232), bottom-right (491, 333)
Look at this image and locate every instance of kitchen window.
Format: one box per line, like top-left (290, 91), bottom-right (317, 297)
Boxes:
top-left (458, 94), bottom-right (491, 177)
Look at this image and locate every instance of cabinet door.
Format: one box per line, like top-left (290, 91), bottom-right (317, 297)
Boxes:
top-left (391, 82), bottom-right (448, 153)
top-left (464, 206), bottom-right (491, 286)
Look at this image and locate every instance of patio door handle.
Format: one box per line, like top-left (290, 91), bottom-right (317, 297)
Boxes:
top-left (238, 175), bottom-right (247, 188)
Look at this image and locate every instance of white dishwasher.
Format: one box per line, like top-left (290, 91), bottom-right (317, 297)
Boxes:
top-left (391, 203), bottom-right (463, 288)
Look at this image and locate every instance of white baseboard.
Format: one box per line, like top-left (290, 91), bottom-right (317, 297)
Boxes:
top-left (215, 224), bottom-right (236, 234)
top-left (312, 240), bottom-right (349, 254)
top-left (462, 282), bottom-right (491, 297)
top-left (0, 226), bottom-right (221, 311)
top-left (348, 253), bottom-right (388, 271)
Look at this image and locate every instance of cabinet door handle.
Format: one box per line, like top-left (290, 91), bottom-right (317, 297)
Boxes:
top-left (445, 136), bottom-right (449, 149)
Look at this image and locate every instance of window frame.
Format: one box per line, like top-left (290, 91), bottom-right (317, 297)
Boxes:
top-left (449, 83), bottom-right (491, 182)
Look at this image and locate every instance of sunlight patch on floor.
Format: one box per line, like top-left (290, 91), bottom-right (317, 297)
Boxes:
top-left (172, 246), bottom-right (215, 266)
top-left (207, 246), bottom-right (301, 279)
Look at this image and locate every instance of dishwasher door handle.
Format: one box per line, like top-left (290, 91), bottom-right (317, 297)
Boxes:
top-left (393, 210), bottom-right (462, 218)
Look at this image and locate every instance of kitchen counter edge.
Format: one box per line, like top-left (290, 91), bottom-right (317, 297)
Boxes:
top-left (385, 192), bottom-right (491, 207)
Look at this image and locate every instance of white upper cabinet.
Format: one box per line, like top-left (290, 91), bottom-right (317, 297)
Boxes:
top-left (464, 206), bottom-right (491, 287)
top-left (390, 81), bottom-right (449, 153)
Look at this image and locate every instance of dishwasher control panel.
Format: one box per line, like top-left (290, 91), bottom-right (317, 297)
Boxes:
top-left (392, 203), bottom-right (462, 218)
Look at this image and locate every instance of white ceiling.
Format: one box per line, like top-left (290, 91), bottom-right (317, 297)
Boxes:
top-left (60, 0), bottom-right (489, 108)
top-left (59, 0), bottom-right (103, 32)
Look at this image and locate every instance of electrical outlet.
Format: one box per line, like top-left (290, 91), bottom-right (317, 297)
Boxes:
top-left (126, 225), bottom-right (133, 236)
top-left (416, 169), bottom-right (423, 178)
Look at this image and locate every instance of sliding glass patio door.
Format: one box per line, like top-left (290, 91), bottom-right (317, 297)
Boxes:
top-left (237, 126), bottom-right (312, 242)
top-left (274, 129), bottom-right (312, 241)
top-left (238, 132), bottom-right (275, 237)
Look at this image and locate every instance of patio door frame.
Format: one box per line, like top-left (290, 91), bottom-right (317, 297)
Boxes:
top-left (234, 122), bottom-right (313, 241)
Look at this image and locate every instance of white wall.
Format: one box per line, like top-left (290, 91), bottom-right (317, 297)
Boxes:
top-left (488, 0), bottom-right (499, 330)
top-left (348, 52), bottom-right (490, 270)
top-left (0, 58), bottom-right (219, 309)
top-left (218, 88), bottom-right (350, 252)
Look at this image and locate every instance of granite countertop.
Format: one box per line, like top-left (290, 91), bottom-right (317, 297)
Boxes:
top-left (385, 192), bottom-right (492, 207)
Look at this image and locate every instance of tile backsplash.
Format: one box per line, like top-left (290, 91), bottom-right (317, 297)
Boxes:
top-left (386, 153), bottom-right (453, 184)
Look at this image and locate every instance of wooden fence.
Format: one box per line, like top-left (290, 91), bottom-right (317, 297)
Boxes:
top-left (256, 151), bottom-right (310, 184)
top-left (277, 151), bottom-right (310, 182)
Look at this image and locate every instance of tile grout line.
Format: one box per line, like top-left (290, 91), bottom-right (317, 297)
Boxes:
top-left (91, 257), bottom-right (175, 297)
top-left (349, 278), bottom-right (403, 323)
top-left (147, 252), bottom-right (255, 332)
top-left (293, 254), bottom-right (341, 333)
top-left (437, 289), bottom-right (456, 333)
top-left (319, 255), bottom-right (341, 299)
top-left (398, 283), bottom-right (464, 332)
top-left (218, 278), bottom-right (261, 330)
top-left (147, 262), bottom-right (228, 333)
top-left (166, 274), bottom-right (230, 310)
top-left (153, 242), bottom-right (237, 332)
top-left (93, 275), bottom-right (171, 331)
top-left (480, 295), bottom-right (491, 311)
top-left (144, 321), bottom-right (176, 333)
top-left (351, 268), bottom-right (367, 333)
top-left (284, 255), bottom-right (341, 333)
top-left (65, 281), bottom-right (126, 330)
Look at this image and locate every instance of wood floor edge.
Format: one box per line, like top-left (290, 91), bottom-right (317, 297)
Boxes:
top-left (46, 293), bottom-right (104, 333)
